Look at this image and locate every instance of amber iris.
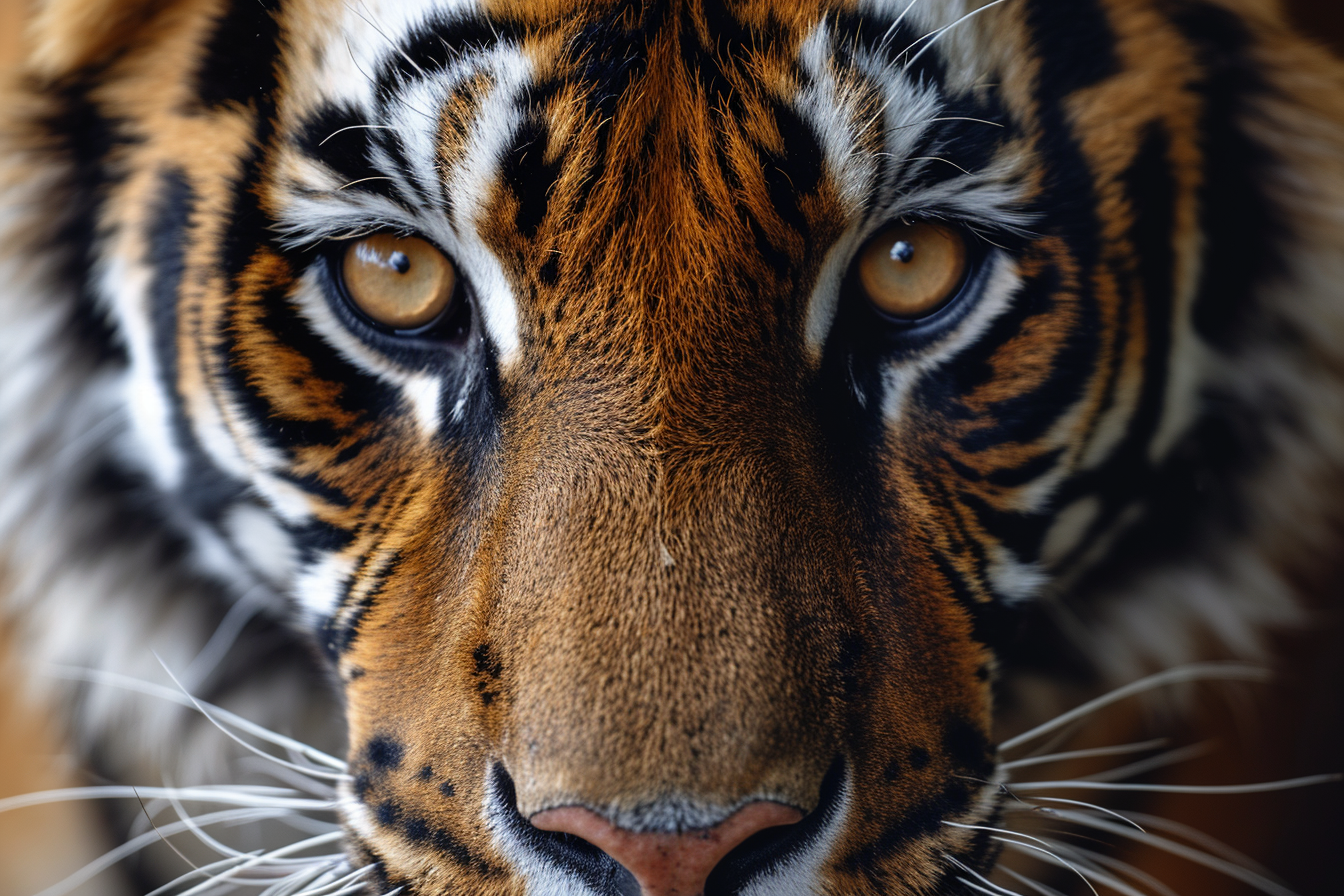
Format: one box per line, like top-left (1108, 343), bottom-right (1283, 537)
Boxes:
top-left (341, 234), bottom-right (457, 330)
top-left (857, 222), bottom-right (969, 320)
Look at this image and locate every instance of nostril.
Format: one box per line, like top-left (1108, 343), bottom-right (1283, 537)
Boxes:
top-left (704, 758), bottom-right (848, 895)
top-left (490, 766), bottom-right (641, 895)
top-left (530, 802), bottom-right (803, 896)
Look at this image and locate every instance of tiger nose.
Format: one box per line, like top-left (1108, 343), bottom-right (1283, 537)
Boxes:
top-left (530, 801), bottom-right (804, 896)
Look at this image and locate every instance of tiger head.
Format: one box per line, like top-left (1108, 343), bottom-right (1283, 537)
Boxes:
top-left (4, 0), bottom-right (1342, 893)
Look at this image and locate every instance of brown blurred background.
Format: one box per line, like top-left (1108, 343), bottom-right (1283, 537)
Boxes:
top-left (0, 0), bottom-right (1341, 893)
top-left (1292, 0), bottom-right (1344, 53)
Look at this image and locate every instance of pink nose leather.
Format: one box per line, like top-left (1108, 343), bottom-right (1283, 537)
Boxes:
top-left (531, 801), bottom-right (804, 896)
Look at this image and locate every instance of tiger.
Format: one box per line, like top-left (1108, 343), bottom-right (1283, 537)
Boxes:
top-left (1, 0), bottom-right (1341, 893)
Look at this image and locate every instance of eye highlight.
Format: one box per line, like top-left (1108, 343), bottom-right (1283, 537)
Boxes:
top-left (341, 234), bottom-right (457, 331)
top-left (856, 221), bottom-right (969, 320)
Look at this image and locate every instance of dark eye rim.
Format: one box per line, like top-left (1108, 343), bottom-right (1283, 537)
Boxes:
top-left (324, 233), bottom-right (473, 345)
top-left (847, 219), bottom-right (988, 336)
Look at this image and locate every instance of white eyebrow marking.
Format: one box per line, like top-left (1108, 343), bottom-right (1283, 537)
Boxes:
top-left (434, 45), bottom-right (533, 368)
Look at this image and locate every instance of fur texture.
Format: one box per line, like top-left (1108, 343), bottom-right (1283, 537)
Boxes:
top-left (1, 0), bottom-right (1341, 893)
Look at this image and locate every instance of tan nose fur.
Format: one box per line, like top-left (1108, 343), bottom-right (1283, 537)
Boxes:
top-left (530, 801), bottom-right (804, 896)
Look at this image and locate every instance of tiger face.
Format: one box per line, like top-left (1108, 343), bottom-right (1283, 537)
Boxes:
top-left (5, 0), bottom-right (1341, 893)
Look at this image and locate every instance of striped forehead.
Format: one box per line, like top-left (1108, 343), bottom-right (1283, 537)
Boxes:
top-left (272, 0), bottom-right (1027, 363)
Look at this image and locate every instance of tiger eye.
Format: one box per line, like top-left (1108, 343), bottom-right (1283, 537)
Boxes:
top-left (341, 234), bottom-right (457, 330)
top-left (857, 222), bottom-right (969, 320)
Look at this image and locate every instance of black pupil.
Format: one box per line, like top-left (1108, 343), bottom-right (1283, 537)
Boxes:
top-left (891, 240), bottom-right (915, 263)
top-left (390, 251), bottom-right (411, 274)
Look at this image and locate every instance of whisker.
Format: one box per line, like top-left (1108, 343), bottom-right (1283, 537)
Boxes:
top-left (1046, 841), bottom-right (1181, 896)
top-left (173, 831), bottom-right (348, 896)
top-left (945, 854), bottom-right (1027, 896)
top-left (1002, 739), bottom-right (1170, 772)
top-left (134, 787), bottom-right (204, 874)
top-left (347, 2), bottom-right (425, 78)
top-left (1023, 838), bottom-right (1155, 896)
top-left (336, 176), bottom-right (397, 192)
top-left (0, 784), bottom-right (334, 815)
top-left (888, 115), bottom-right (1006, 132)
top-left (271, 869), bottom-right (364, 896)
top-left (1017, 721), bottom-right (1094, 767)
top-left (157, 852), bottom-right (358, 896)
top-left (33, 808), bottom-right (303, 896)
top-left (944, 820), bottom-right (1071, 855)
top-left (1122, 810), bottom-right (1278, 880)
top-left (290, 865), bottom-right (366, 896)
top-left (960, 875), bottom-right (1018, 896)
top-left (997, 865), bottom-right (1069, 896)
top-left (47, 666), bottom-right (346, 771)
top-left (1008, 796), bottom-right (1144, 831)
top-left (904, 155), bottom-right (974, 175)
top-left (1000, 664), bottom-right (1271, 752)
top-left (236, 758), bottom-right (340, 800)
top-left (1078, 742), bottom-right (1211, 784)
top-left (181, 589), bottom-right (266, 692)
top-left (1044, 808), bottom-right (1302, 896)
top-left (319, 124), bottom-right (400, 146)
top-left (340, 2), bottom-right (438, 127)
top-left (876, 0), bottom-right (926, 53)
top-left (993, 838), bottom-right (1100, 896)
top-left (999, 842), bottom-right (1149, 896)
top-left (155, 657), bottom-right (349, 782)
top-left (904, 0), bottom-right (1015, 68)
top-left (160, 775), bottom-right (268, 866)
top-left (148, 852), bottom-right (271, 896)
top-left (256, 863), bottom-right (331, 896)
top-left (318, 873), bottom-right (378, 896)
top-left (254, 859), bottom-right (364, 896)
top-left (1007, 774), bottom-right (1341, 795)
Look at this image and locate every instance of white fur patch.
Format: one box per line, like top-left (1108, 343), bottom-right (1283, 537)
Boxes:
top-left (1039, 495), bottom-right (1101, 568)
top-left (277, 38), bottom-right (531, 381)
top-left (99, 254), bottom-right (185, 490)
top-left (796, 9), bottom-right (1032, 359)
top-left (224, 501), bottom-right (299, 588)
top-left (293, 547), bottom-right (359, 625)
top-left (738, 776), bottom-right (852, 896)
top-left (879, 253), bottom-right (1022, 425)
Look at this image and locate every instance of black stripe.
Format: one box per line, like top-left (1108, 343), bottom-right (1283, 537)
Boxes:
top-left (1175, 3), bottom-right (1281, 349)
top-left (1059, 125), bottom-right (1179, 533)
top-left (922, 0), bottom-right (1116, 471)
top-left (574, 0), bottom-right (658, 122)
top-left (213, 129), bottom-right (401, 457)
top-left (943, 266), bottom-right (1098, 453)
top-left (320, 554), bottom-right (396, 660)
top-left (194, 0), bottom-right (282, 109)
top-left (219, 272), bottom-right (391, 451)
top-left (829, 10), bottom-right (948, 89)
top-left (293, 104), bottom-right (398, 201)
top-left (373, 13), bottom-right (522, 94)
top-left (1024, 0), bottom-right (1119, 94)
top-left (288, 516), bottom-right (354, 566)
top-left (1065, 5), bottom-right (1276, 584)
top-left (840, 778), bottom-right (976, 876)
top-left (932, 549), bottom-right (1021, 650)
top-left (501, 112), bottom-right (560, 239)
top-left (146, 168), bottom-right (249, 522)
top-left (960, 490), bottom-right (1051, 568)
top-left (984, 447), bottom-right (1064, 488)
top-left (39, 80), bottom-right (131, 366)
